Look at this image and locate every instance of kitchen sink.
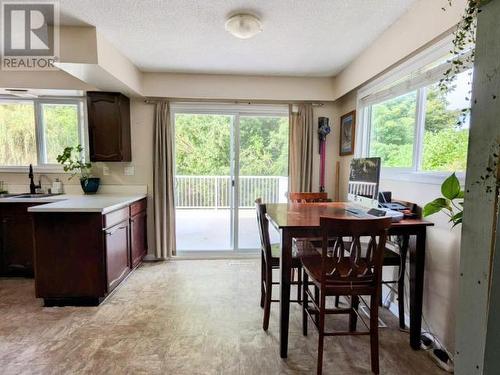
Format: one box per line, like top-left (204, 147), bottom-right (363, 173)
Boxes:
top-left (11, 193), bottom-right (55, 198)
top-left (0, 193), bottom-right (22, 198)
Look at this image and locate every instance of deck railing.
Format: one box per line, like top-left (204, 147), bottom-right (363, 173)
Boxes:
top-left (175, 175), bottom-right (288, 208)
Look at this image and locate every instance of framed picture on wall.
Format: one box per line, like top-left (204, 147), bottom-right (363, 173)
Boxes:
top-left (339, 110), bottom-right (356, 156)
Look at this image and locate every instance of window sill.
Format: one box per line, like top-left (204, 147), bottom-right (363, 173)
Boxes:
top-left (380, 169), bottom-right (465, 185)
top-left (0, 166), bottom-right (68, 174)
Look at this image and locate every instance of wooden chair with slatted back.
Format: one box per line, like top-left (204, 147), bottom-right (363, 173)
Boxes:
top-left (255, 198), bottom-right (302, 331)
top-left (300, 216), bottom-right (392, 375)
top-left (289, 192), bottom-right (329, 203)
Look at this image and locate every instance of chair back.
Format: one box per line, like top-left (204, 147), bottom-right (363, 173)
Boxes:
top-left (289, 192), bottom-right (328, 203)
top-left (255, 198), bottom-right (272, 262)
top-left (317, 217), bottom-right (392, 286)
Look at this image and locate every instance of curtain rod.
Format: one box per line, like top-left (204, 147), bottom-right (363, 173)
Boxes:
top-left (143, 97), bottom-right (325, 106)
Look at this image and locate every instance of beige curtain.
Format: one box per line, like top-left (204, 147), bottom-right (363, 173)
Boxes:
top-left (289, 103), bottom-right (314, 193)
top-left (153, 101), bottom-right (176, 258)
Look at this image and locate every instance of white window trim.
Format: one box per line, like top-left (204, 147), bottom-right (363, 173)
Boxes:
top-left (0, 96), bottom-right (88, 173)
top-left (170, 102), bottom-right (289, 117)
top-left (355, 37), bottom-right (471, 185)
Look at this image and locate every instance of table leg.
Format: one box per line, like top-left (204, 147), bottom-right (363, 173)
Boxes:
top-left (398, 235), bottom-right (409, 330)
top-left (409, 229), bottom-right (426, 350)
top-left (280, 228), bottom-right (293, 358)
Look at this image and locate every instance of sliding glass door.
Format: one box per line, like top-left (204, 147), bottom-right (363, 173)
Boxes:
top-left (174, 113), bottom-right (233, 250)
top-left (173, 105), bottom-right (288, 252)
top-left (237, 115), bottom-right (288, 249)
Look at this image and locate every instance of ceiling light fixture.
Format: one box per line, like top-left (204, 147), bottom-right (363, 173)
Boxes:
top-left (225, 13), bottom-right (262, 39)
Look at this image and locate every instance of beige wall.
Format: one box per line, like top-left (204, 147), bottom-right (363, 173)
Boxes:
top-left (0, 70), bottom-right (93, 91)
top-left (331, 0), bottom-right (467, 100)
top-left (332, 92), bottom-right (358, 199)
top-left (143, 72), bottom-right (335, 101)
top-left (311, 103), bottom-right (339, 198)
top-left (381, 179), bottom-right (461, 351)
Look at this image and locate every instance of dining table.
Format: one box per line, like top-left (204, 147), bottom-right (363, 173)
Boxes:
top-left (265, 202), bottom-right (434, 358)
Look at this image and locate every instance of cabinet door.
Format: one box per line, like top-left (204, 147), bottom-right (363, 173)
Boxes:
top-left (88, 92), bottom-right (127, 161)
top-left (1, 214), bottom-right (35, 276)
top-left (130, 210), bottom-right (147, 268)
top-left (105, 221), bottom-right (130, 291)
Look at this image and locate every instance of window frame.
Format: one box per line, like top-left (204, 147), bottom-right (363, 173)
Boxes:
top-left (0, 96), bottom-right (88, 173)
top-left (356, 36), bottom-right (473, 184)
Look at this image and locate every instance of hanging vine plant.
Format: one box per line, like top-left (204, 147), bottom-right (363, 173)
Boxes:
top-left (438, 0), bottom-right (484, 93)
top-left (424, 0), bottom-right (500, 225)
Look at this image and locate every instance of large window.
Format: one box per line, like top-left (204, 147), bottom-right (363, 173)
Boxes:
top-left (360, 44), bottom-right (473, 175)
top-left (370, 91), bottom-right (417, 168)
top-left (0, 98), bottom-right (85, 168)
top-left (421, 70), bottom-right (471, 172)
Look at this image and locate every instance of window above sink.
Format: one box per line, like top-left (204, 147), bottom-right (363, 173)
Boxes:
top-left (0, 97), bottom-right (88, 173)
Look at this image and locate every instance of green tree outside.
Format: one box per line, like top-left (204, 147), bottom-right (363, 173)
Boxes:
top-left (369, 85), bottom-right (469, 172)
top-left (174, 114), bottom-right (288, 176)
top-left (0, 102), bottom-right (79, 166)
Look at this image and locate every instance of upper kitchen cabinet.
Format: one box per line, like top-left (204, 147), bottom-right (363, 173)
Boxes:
top-left (87, 92), bottom-right (132, 162)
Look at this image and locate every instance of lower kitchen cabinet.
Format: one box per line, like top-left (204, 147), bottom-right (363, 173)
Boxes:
top-left (33, 198), bottom-right (147, 306)
top-left (0, 203), bottom-right (41, 277)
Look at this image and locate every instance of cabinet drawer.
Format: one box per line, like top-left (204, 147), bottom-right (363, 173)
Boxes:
top-left (130, 199), bottom-right (147, 216)
top-left (103, 207), bottom-right (129, 228)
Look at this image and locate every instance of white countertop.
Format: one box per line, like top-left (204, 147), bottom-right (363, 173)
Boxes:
top-left (0, 194), bottom-right (147, 214)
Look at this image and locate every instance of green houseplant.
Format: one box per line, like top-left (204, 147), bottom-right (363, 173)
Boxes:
top-left (423, 173), bottom-right (464, 227)
top-left (57, 145), bottom-right (100, 194)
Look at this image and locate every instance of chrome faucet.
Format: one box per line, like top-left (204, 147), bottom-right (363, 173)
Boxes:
top-left (29, 164), bottom-right (41, 194)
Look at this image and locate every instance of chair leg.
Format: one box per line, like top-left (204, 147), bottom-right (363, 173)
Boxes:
top-left (302, 270), bottom-right (309, 336)
top-left (370, 294), bottom-right (380, 374)
top-left (349, 295), bottom-right (359, 332)
top-left (317, 289), bottom-right (326, 375)
top-left (297, 266), bottom-right (302, 303)
top-left (335, 295), bottom-right (340, 307)
top-left (262, 264), bottom-right (272, 331)
top-left (260, 253), bottom-right (265, 308)
top-left (314, 285), bottom-right (320, 325)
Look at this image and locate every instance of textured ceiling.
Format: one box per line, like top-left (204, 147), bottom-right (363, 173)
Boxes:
top-left (59, 0), bottom-right (417, 77)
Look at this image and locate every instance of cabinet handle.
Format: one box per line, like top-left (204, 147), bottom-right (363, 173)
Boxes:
top-left (106, 226), bottom-right (127, 235)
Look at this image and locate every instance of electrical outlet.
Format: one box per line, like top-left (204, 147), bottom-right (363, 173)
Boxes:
top-left (124, 166), bottom-right (135, 176)
top-left (102, 165), bottom-right (110, 176)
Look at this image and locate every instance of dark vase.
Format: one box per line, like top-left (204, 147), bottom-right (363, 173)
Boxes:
top-left (80, 177), bottom-right (100, 194)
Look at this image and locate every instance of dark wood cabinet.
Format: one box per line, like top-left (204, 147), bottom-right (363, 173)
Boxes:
top-left (87, 91), bottom-right (131, 162)
top-left (0, 203), bottom-right (41, 277)
top-left (105, 220), bottom-right (130, 291)
top-left (33, 199), bottom-right (147, 306)
top-left (130, 199), bottom-right (147, 268)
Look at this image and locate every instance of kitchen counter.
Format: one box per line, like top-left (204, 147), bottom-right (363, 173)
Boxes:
top-left (0, 194), bottom-right (146, 214)
top-left (0, 195), bottom-right (67, 204)
top-left (28, 194), bottom-right (149, 306)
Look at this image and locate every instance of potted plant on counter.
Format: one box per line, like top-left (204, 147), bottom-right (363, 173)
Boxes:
top-left (57, 145), bottom-right (100, 194)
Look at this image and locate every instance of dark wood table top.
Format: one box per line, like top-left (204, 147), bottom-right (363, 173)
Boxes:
top-left (265, 202), bottom-right (434, 229)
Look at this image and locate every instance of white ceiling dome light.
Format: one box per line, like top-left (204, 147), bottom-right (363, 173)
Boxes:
top-left (225, 13), bottom-right (263, 39)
